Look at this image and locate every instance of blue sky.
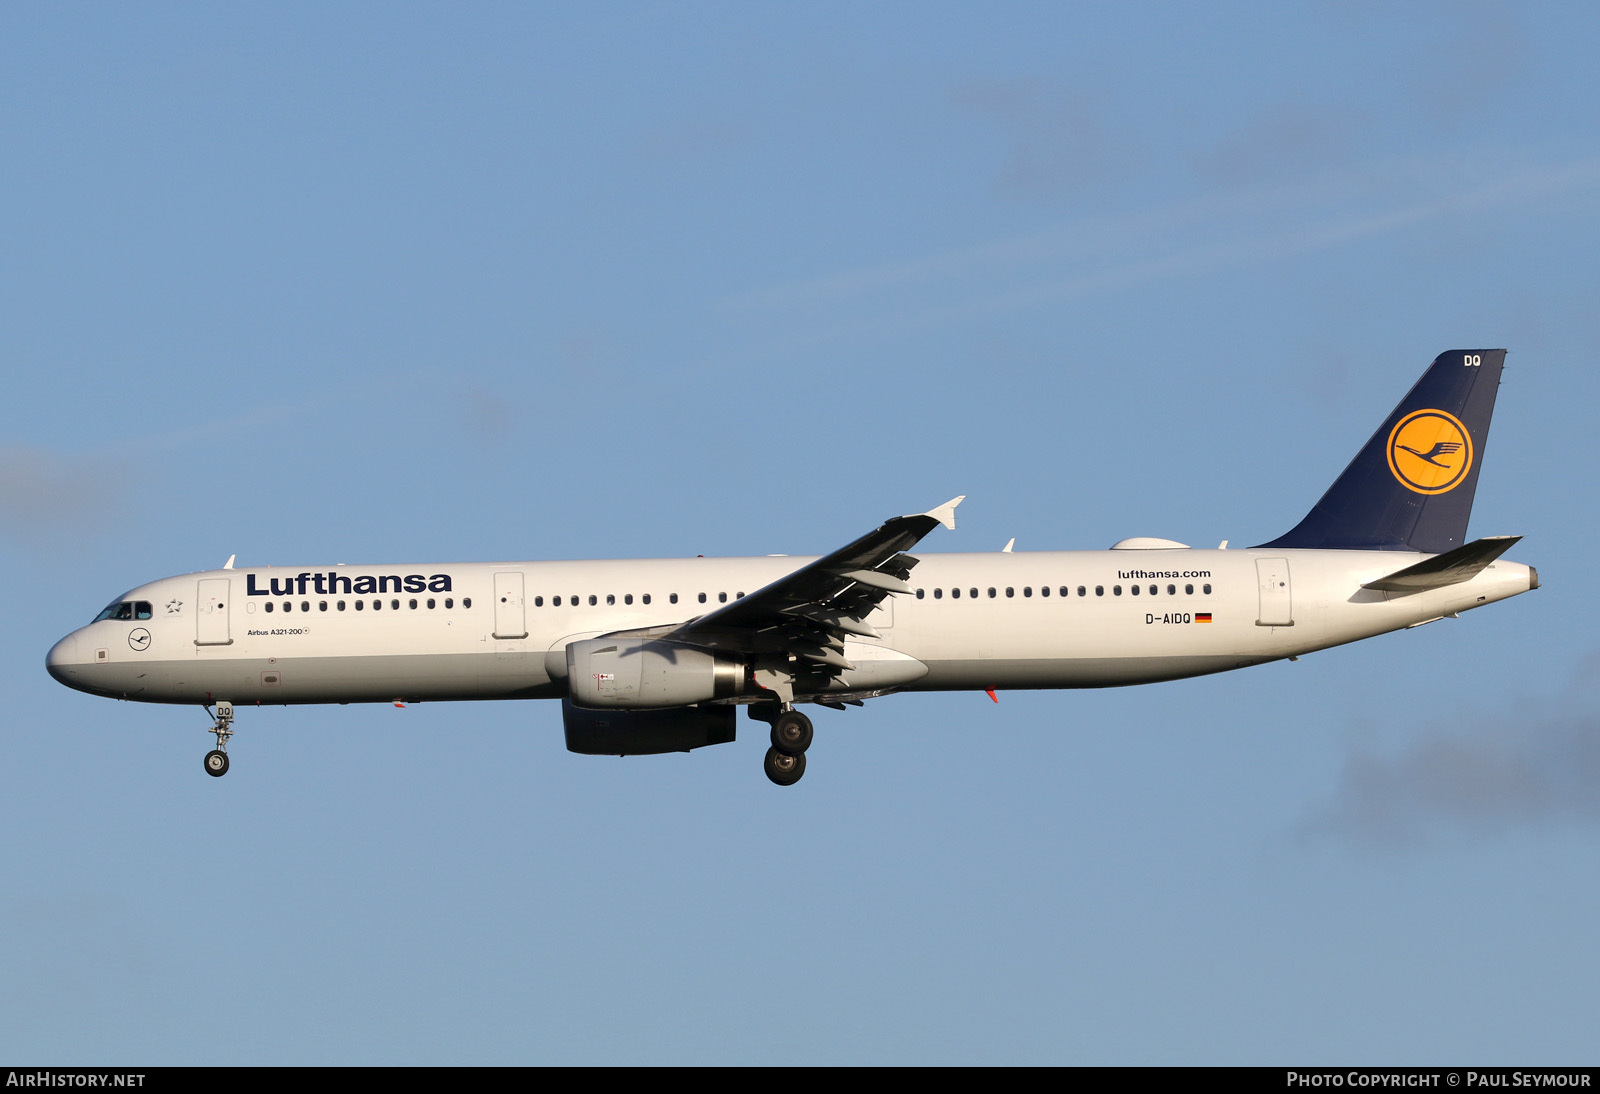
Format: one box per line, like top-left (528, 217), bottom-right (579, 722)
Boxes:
top-left (4, 2), bottom-right (1598, 1064)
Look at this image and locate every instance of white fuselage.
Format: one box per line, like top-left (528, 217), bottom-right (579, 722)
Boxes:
top-left (45, 547), bottom-right (1536, 708)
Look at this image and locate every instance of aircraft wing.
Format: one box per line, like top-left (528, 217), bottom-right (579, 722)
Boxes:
top-left (663, 496), bottom-right (964, 663)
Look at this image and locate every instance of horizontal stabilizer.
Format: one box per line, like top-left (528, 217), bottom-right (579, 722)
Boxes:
top-left (1361, 535), bottom-right (1522, 594)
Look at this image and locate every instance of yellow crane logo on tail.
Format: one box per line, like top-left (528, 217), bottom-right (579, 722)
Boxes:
top-left (1387, 409), bottom-right (1473, 494)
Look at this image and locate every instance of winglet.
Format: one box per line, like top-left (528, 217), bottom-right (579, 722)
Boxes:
top-left (223, 554), bottom-right (236, 570)
top-left (925, 495), bottom-right (965, 531)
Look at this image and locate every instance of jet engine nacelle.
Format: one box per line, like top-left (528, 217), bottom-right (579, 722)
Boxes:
top-left (562, 699), bottom-right (737, 756)
top-left (566, 637), bottom-right (748, 710)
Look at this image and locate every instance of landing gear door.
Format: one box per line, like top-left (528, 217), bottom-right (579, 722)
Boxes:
top-left (196, 578), bottom-right (232, 646)
top-left (1255, 558), bottom-right (1294, 627)
top-left (494, 571), bottom-right (528, 640)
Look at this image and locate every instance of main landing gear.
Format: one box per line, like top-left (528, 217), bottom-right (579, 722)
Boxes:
top-left (757, 705), bottom-right (814, 787)
top-left (204, 701), bottom-right (235, 778)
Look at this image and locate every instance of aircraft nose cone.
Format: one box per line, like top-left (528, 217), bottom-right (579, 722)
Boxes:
top-left (46, 633), bottom-right (81, 686)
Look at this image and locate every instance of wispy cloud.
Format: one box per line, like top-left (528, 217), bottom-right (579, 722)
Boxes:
top-left (0, 444), bottom-right (122, 548)
top-left (949, 78), bottom-right (1139, 202)
top-left (1410, 1), bottom-right (1530, 125)
top-left (712, 153), bottom-right (1600, 358)
top-left (1298, 666), bottom-right (1600, 848)
top-left (1194, 102), bottom-right (1371, 185)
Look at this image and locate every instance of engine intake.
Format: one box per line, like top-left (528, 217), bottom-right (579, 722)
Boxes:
top-left (566, 637), bottom-right (748, 709)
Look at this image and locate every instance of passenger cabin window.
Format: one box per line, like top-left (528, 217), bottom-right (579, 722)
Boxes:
top-left (952, 587), bottom-right (961, 599)
top-left (642, 594), bottom-right (651, 605)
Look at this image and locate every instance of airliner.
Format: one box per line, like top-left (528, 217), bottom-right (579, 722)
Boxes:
top-left (46, 349), bottom-right (1536, 786)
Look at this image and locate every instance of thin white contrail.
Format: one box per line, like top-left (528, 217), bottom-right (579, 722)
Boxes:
top-left (711, 154), bottom-right (1600, 357)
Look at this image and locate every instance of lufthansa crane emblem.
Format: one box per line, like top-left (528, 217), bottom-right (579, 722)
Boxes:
top-left (1386, 409), bottom-right (1473, 495)
top-left (128, 628), bottom-right (152, 652)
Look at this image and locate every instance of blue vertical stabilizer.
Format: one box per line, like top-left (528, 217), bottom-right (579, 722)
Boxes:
top-left (1256, 349), bottom-right (1505, 553)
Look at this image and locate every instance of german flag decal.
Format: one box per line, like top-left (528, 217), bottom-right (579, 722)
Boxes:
top-left (1195, 613), bottom-right (1212, 623)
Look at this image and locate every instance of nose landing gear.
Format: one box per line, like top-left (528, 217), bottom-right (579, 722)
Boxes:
top-left (203, 701), bottom-right (235, 778)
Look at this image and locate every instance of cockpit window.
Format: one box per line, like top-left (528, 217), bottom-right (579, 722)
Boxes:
top-left (92, 600), bottom-right (153, 623)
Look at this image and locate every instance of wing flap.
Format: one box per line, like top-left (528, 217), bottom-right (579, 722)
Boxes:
top-left (669, 497), bottom-right (962, 654)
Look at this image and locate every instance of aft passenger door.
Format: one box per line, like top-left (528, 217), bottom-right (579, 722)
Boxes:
top-left (493, 572), bottom-right (528, 640)
top-left (1254, 558), bottom-right (1294, 627)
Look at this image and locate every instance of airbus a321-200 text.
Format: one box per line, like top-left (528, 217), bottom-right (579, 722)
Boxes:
top-left (48, 349), bottom-right (1536, 786)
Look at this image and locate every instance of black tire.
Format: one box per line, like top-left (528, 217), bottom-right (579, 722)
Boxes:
top-left (770, 710), bottom-right (813, 755)
top-left (764, 746), bottom-right (806, 787)
top-left (204, 749), bottom-right (230, 778)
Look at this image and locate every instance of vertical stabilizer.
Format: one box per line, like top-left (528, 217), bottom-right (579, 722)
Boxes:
top-left (1257, 349), bottom-right (1505, 553)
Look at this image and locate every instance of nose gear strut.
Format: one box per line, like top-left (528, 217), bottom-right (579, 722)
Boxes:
top-left (203, 701), bottom-right (235, 778)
